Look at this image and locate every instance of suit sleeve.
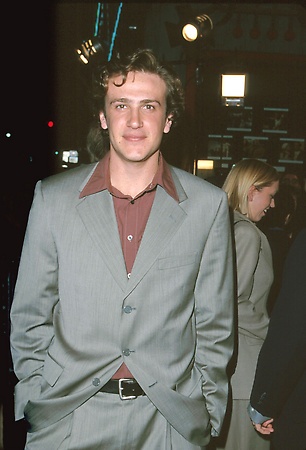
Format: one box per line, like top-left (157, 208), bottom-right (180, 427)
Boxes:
top-left (234, 220), bottom-right (270, 340)
top-left (10, 181), bottom-right (58, 420)
top-left (194, 190), bottom-right (235, 435)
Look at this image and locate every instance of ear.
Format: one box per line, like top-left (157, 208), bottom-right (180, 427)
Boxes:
top-left (248, 185), bottom-right (257, 201)
top-left (99, 111), bottom-right (108, 130)
top-left (163, 115), bottom-right (173, 134)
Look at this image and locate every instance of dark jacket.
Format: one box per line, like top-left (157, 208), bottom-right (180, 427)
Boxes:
top-left (250, 228), bottom-right (306, 450)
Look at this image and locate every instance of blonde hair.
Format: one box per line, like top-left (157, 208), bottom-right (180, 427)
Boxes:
top-left (222, 159), bottom-right (280, 215)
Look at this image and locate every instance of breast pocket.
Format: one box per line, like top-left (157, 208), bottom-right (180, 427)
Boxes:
top-left (158, 253), bottom-right (198, 270)
top-left (157, 253), bottom-right (200, 297)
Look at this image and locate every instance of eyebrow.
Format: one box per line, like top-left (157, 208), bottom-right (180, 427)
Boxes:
top-left (110, 98), bottom-right (161, 106)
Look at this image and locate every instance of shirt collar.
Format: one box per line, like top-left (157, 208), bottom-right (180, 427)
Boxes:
top-left (79, 151), bottom-right (179, 202)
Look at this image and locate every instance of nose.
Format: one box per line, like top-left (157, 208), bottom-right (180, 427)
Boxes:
top-left (127, 108), bottom-right (143, 128)
top-left (270, 198), bottom-right (276, 208)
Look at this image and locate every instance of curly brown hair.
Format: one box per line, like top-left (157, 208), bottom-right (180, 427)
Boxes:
top-left (92, 48), bottom-right (185, 125)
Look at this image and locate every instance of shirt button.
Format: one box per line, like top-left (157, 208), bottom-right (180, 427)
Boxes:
top-left (127, 235), bottom-right (133, 241)
top-left (123, 305), bottom-right (133, 314)
top-left (92, 378), bottom-right (100, 387)
top-left (123, 349), bottom-right (131, 356)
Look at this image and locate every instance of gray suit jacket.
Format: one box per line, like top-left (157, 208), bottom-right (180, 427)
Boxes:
top-left (10, 162), bottom-right (234, 446)
top-left (230, 212), bottom-right (272, 400)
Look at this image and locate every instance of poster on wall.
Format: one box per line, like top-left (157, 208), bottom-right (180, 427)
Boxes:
top-left (207, 134), bottom-right (233, 160)
top-left (226, 106), bottom-right (253, 132)
top-left (242, 136), bottom-right (269, 161)
top-left (278, 137), bottom-right (305, 164)
top-left (262, 107), bottom-right (288, 134)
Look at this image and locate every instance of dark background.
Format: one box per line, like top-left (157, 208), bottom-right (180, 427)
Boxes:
top-left (3, 2), bottom-right (306, 183)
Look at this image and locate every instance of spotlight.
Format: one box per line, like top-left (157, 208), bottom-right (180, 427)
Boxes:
top-left (75, 37), bottom-right (105, 65)
top-left (182, 14), bottom-right (213, 42)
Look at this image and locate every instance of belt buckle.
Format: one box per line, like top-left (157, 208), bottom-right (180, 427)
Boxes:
top-left (119, 378), bottom-right (137, 400)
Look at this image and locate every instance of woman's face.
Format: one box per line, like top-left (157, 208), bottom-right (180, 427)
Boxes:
top-left (247, 181), bottom-right (279, 222)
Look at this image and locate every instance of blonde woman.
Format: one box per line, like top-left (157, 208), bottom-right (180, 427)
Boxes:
top-left (213, 159), bottom-right (279, 450)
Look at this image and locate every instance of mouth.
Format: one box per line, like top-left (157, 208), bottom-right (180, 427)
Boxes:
top-left (263, 208), bottom-right (269, 214)
top-left (124, 134), bottom-right (146, 142)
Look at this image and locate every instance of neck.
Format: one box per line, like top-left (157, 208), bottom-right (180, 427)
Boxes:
top-left (109, 152), bottom-right (160, 197)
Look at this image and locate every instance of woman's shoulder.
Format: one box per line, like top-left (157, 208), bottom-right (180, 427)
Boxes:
top-left (233, 211), bottom-right (262, 241)
top-left (233, 211), bottom-right (253, 228)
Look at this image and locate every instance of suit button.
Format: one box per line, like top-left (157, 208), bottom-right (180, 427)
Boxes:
top-left (92, 378), bottom-right (100, 387)
top-left (123, 349), bottom-right (131, 356)
top-left (123, 305), bottom-right (133, 314)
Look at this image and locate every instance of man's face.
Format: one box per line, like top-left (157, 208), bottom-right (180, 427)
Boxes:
top-left (99, 71), bottom-right (172, 163)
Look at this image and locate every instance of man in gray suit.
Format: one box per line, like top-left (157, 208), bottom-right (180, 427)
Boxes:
top-left (10, 49), bottom-right (235, 449)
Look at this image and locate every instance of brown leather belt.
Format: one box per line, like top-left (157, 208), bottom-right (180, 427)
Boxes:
top-left (100, 378), bottom-right (145, 400)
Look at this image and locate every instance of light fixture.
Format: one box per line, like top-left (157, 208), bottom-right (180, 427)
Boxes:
top-left (75, 37), bottom-right (105, 65)
top-left (62, 150), bottom-right (79, 165)
top-left (182, 14), bottom-right (213, 42)
top-left (221, 74), bottom-right (246, 107)
top-left (193, 159), bottom-right (214, 176)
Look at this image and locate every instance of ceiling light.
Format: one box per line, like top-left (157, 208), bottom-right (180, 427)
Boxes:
top-left (75, 37), bottom-right (105, 65)
top-left (182, 14), bottom-right (213, 42)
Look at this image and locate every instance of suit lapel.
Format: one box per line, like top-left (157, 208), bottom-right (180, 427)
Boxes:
top-left (125, 185), bottom-right (187, 296)
top-left (76, 169), bottom-right (188, 296)
top-left (76, 190), bottom-right (128, 292)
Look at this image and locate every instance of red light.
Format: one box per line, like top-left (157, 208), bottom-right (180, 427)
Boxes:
top-left (47, 120), bottom-right (54, 128)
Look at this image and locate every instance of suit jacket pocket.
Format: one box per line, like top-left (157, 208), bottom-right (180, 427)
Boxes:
top-left (42, 353), bottom-right (64, 387)
top-left (158, 253), bottom-right (198, 270)
top-left (176, 365), bottom-right (204, 401)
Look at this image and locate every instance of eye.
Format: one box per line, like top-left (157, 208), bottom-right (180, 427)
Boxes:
top-left (115, 104), bottom-right (126, 109)
top-left (143, 104), bottom-right (155, 110)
